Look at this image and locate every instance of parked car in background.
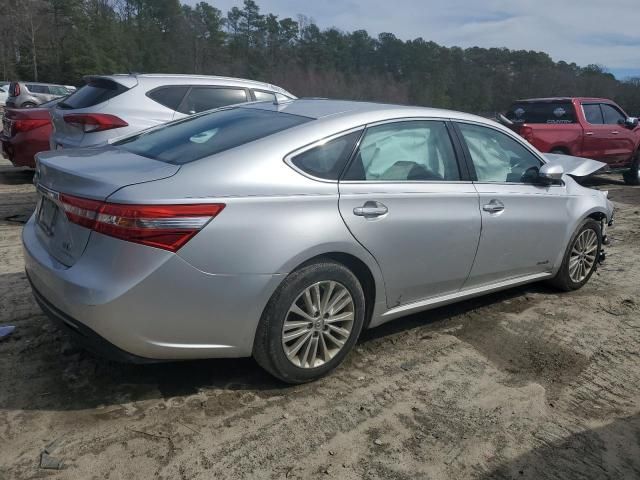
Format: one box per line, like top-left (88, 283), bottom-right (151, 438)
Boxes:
top-left (25, 99), bottom-right (613, 383)
top-left (6, 82), bottom-right (75, 108)
top-left (50, 74), bottom-right (295, 150)
top-left (0, 85), bottom-right (8, 107)
top-left (1, 97), bottom-right (65, 168)
top-left (504, 97), bottom-right (640, 185)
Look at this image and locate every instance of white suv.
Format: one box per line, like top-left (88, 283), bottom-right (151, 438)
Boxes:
top-left (50, 74), bottom-right (295, 149)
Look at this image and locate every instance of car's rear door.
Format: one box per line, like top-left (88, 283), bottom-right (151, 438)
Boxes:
top-left (579, 102), bottom-right (612, 161)
top-left (453, 121), bottom-right (571, 288)
top-left (172, 86), bottom-right (250, 119)
top-left (338, 119), bottom-right (481, 308)
top-left (601, 103), bottom-right (636, 165)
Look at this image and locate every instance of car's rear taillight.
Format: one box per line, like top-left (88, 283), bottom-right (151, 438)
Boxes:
top-left (520, 125), bottom-right (534, 143)
top-left (12, 118), bottom-right (49, 134)
top-left (59, 194), bottom-right (225, 252)
top-left (63, 113), bottom-right (128, 133)
top-left (12, 83), bottom-right (20, 96)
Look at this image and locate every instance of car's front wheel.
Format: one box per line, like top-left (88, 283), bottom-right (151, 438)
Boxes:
top-left (549, 219), bottom-right (601, 291)
top-left (253, 261), bottom-right (365, 384)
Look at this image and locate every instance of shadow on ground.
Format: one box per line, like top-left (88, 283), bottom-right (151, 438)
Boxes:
top-left (0, 267), bottom-right (555, 413)
top-left (483, 413), bottom-right (640, 480)
top-left (0, 167), bottom-right (34, 186)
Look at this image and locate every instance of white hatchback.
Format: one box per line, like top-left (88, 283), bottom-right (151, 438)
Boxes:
top-left (50, 74), bottom-right (295, 150)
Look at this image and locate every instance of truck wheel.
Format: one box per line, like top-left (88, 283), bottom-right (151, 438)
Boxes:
top-left (623, 152), bottom-right (640, 186)
top-left (549, 219), bottom-right (601, 292)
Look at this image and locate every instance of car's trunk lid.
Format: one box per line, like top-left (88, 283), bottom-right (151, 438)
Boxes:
top-left (2, 107), bottom-right (51, 138)
top-left (33, 146), bottom-right (179, 266)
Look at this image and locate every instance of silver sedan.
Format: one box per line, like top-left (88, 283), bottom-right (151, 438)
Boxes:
top-left (24, 99), bottom-right (614, 383)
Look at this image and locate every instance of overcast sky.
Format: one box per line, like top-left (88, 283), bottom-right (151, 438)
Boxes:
top-left (189, 0), bottom-right (640, 79)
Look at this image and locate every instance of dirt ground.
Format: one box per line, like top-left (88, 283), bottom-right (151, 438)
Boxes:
top-left (0, 156), bottom-right (639, 480)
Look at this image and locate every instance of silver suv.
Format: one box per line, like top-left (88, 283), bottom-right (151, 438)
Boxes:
top-left (50, 74), bottom-right (296, 150)
top-left (6, 82), bottom-right (74, 108)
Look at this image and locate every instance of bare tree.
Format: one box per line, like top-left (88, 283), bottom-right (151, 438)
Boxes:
top-left (11, 0), bottom-right (48, 81)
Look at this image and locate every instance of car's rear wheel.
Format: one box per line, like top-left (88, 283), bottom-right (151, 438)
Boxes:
top-left (549, 219), bottom-right (601, 291)
top-left (21, 102), bottom-right (36, 108)
top-left (253, 261), bottom-right (365, 384)
top-left (622, 151), bottom-right (640, 186)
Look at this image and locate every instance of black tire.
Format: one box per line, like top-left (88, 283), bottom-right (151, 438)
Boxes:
top-left (549, 219), bottom-right (601, 292)
top-left (21, 102), bottom-right (37, 108)
top-left (253, 261), bottom-right (366, 384)
top-left (622, 152), bottom-right (640, 186)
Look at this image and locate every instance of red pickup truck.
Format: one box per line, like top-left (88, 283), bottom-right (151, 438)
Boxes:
top-left (504, 97), bottom-right (640, 185)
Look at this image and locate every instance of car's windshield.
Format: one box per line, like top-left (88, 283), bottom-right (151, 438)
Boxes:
top-left (114, 107), bottom-right (312, 164)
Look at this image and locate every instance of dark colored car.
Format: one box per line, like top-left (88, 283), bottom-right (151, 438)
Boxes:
top-left (504, 97), bottom-right (640, 184)
top-left (1, 97), bottom-right (63, 168)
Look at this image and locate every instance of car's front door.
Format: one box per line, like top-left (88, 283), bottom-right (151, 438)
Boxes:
top-left (454, 121), bottom-right (572, 288)
top-left (338, 120), bottom-right (481, 308)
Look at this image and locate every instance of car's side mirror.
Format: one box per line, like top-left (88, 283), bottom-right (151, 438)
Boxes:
top-left (624, 117), bottom-right (639, 129)
top-left (538, 163), bottom-right (564, 184)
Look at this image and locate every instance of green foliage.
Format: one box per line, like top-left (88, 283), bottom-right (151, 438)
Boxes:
top-left (1, 0), bottom-right (639, 114)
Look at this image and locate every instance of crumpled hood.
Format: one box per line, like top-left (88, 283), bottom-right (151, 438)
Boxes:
top-left (544, 153), bottom-right (606, 177)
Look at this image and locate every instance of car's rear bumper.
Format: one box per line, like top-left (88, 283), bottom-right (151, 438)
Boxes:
top-left (23, 215), bottom-right (283, 361)
top-left (1, 131), bottom-right (48, 168)
top-left (28, 275), bottom-right (159, 364)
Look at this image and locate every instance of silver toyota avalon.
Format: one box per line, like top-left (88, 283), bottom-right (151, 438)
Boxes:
top-left (24, 99), bottom-right (614, 383)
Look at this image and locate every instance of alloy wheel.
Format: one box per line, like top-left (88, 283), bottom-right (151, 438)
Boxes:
top-left (569, 229), bottom-right (598, 283)
top-left (282, 281), bottom-right (355, 368)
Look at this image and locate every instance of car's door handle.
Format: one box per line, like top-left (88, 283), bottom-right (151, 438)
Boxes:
top-left (353, 201), bottom-right (388, 217)
top-left (482, 199), bottom-right (505, 214)
top-left (585, 131), bottom-right (594, 136)
top-left (611, 130), bottom-right (620, 135)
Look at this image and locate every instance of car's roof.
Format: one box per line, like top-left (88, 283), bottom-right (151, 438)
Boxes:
top-left (243, 98), bottom-right (492, 124)
top-left (515, 97), bottom-right (613, 103)
top-left (92, 73), bottom-right (295, 97)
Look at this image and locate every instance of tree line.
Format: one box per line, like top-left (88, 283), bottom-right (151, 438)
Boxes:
top-left (2, 0), bottom-right (640, 115)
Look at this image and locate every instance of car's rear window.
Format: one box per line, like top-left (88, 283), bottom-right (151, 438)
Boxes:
top-left (506, 102), bottom-right (576, 124)
top-left (57, 79), bottom-right (129, 110)
top-left (114, 107), bottom-right (312, 164)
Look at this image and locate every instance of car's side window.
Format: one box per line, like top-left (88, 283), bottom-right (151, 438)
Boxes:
top-left (343, 121), bottom-right (460, 181)
top-left (49, 86), bottom-right (68, 95)
top-left (26, 84), bottom-right (47, 94)
top-left (177, 87), bottom-right (248, 114)
top-left (148, 86), bottom-right (190, 111)
top-left (601, 104), bottom-right (625, 125)
top-left (457, 123), bottom-right (542, 184)
top-left (583, 104), bottom-right (604, 125)
top-left (253, 90), bottom-right (276, 102)
top-left (291, 131), bottom-right (361, 180)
